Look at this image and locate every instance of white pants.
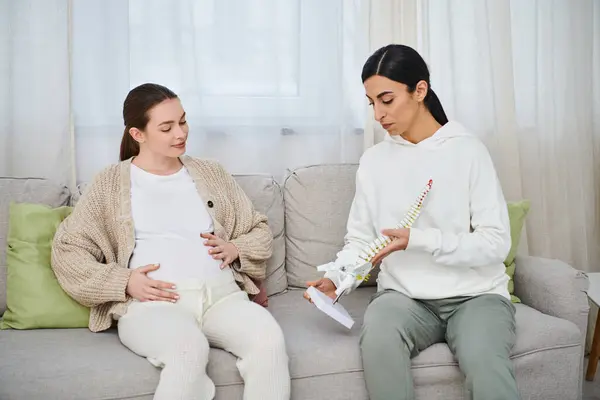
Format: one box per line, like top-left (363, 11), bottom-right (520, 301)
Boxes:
top-left (117, 274), bottom-right (291, 400)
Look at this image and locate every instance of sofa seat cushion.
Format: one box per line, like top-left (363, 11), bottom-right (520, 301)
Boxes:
top-left (271, 289), bottom-right (583, 383)
top-left (0, 288), bottom-right (583, 400)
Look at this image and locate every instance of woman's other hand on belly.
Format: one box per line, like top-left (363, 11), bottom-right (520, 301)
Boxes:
top-left (201, 233), bottom-right (240, 269)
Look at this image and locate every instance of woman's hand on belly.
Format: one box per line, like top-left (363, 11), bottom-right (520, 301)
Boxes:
top-left (126, 264), bottom-right (180, 303)
top-left (201, 233), bottom-right (239, 268)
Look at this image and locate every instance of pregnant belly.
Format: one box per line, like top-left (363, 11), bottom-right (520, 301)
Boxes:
top-left (129, 237), bottom-right (228, 281)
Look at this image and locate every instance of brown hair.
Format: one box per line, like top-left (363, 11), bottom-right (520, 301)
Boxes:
top-left (120, 83), bottom-right (179, 161)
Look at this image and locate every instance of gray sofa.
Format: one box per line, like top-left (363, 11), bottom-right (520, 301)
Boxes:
top-left (0, 164), bottom-right (590, 400)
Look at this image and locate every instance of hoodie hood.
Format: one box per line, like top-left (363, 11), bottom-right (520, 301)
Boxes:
top-left (383, 120), bottom-right (473, 149)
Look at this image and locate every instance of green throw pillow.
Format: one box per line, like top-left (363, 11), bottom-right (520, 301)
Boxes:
top-left (505, 200), bottom-right (531, 303)
top-left (0, 202), bottom-right (90, 329)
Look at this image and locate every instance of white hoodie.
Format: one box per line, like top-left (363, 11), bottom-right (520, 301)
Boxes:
top-left (324, 121), bottom-right (512, 300)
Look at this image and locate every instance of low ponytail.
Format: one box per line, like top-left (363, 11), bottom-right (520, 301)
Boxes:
top-left (424, 88), bottom-right (449, 126)
top-left (119, 128), bottom-right (140, 161)
top-left (119, 83), bottom-right (178, 162)
top-left (362, 45), bottom-right (450, 126)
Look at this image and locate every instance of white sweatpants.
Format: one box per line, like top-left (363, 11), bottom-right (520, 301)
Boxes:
top-left (117, 274), bottom-right (291, 400)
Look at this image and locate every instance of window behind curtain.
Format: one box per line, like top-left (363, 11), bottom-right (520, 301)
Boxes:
top-left (72, 0), bottom-right (368, 183)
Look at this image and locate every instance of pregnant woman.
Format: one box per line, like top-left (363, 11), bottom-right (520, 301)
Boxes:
top-left (52, 83), bottom-right (291, 400)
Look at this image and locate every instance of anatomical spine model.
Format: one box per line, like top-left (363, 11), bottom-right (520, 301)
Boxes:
top-left (317, 179), bottom-right (434, 302)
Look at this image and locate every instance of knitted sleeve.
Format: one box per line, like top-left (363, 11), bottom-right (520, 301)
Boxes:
top-left (215, 164), bottom-right (272, 280)
top-left (51, 168), bottom-right (132, 307)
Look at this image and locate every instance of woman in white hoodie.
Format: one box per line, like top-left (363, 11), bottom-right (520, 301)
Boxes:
top-left (305, 45), bottom-right (518, 400)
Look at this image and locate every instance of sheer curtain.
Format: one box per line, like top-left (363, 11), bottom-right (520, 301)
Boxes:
top-left (509, 0), bottom-right (600, 272)
top-left (366, 0), bottom-right (600, 273)
top-left (426, 0), bottom-right (600, 271)
top-left (71, 0), bottom-right (369, 183)
top-left (0, 0), bottom-right (73, 186)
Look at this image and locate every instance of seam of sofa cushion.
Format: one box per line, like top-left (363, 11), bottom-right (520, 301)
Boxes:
top-left (284, 163), bottom-right (359, 176)
top-left (97, 393), bottom-right (154, 400)
top-left (511, 342), bottom-right (583, 359)
top-left (212, 369), bottom-right (369, 388)
top-left (411, 342), bottom-right (582, 370)
top-left (290, 369), bottom-right (366, 381)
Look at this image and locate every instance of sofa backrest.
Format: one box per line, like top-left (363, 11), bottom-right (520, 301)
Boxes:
top-left (283, 164), bottom-right (379, 288)
top-left (0, 178), bottom-right (71, 315)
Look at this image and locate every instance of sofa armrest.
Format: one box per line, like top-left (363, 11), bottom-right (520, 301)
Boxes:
top-left (514, 255), bottom-right (590, 339)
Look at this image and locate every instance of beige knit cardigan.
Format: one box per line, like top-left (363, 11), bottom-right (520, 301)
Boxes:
top-left (51, 156), bottom-right (272, 332)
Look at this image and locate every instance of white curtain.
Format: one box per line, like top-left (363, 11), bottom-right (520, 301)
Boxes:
top-left (509, 0), bottom-right (600, 272)
top-left (366, 0), bottom-right (600, 273)
top-left (0, 0), bottom-right (73, 186)
top-left (71, 0), bottom-right (369, 183)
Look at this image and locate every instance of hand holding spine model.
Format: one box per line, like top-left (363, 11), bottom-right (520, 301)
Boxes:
top-left (317, 179), bottom-right (433, 299)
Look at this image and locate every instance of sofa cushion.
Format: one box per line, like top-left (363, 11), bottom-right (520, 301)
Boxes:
top-left (0, 288), bottom-right (583, 400)
top-left (283, 164), bottom-right (381, 288)
top-left (505, 200), bottom-right (531, 303)
top-left (0, 203), bottom-right (90, 330)
top-left (74, 173), bottom-right (287, 297)
top-left (0, 178), bottom-right (70, 315)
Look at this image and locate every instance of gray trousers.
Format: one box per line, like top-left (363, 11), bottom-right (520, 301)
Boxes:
top-left (360, 290), bottom-right (519, 400)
